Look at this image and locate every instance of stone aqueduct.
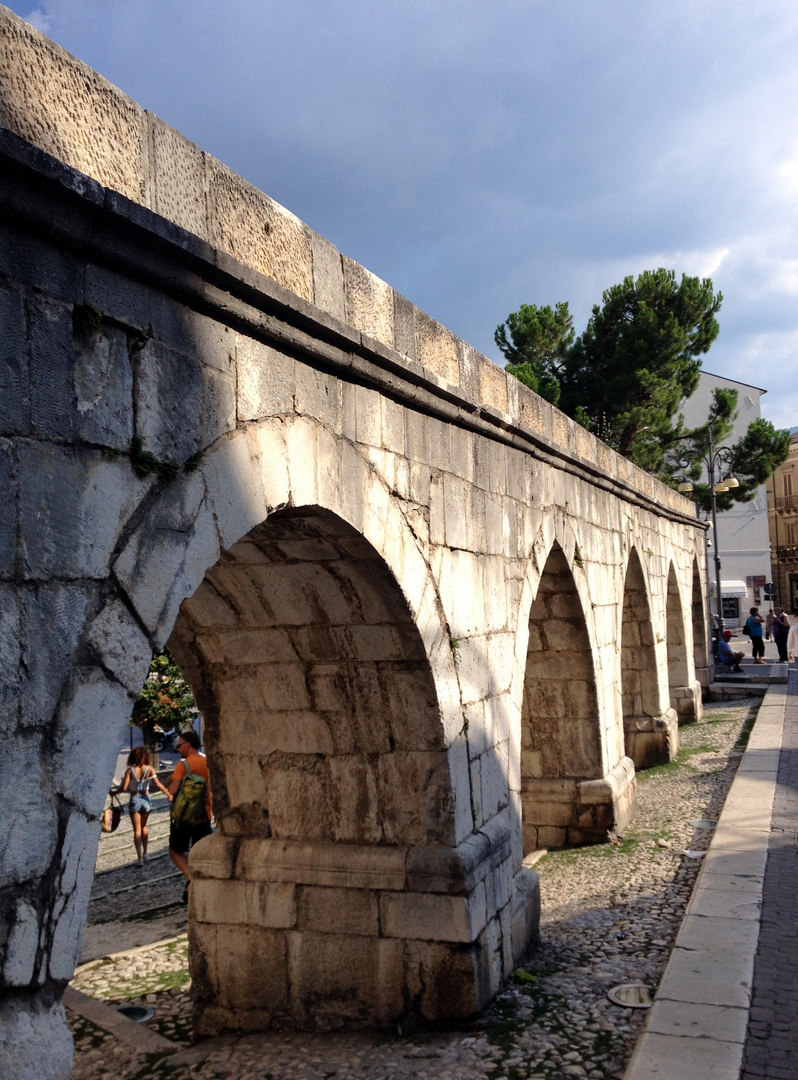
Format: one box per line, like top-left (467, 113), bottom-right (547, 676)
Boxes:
top-left (0, 8), bottom-right (709, 1077)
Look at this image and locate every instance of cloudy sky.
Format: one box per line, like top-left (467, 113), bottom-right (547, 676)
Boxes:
top-left (10, 1), bottom-right (798, 429)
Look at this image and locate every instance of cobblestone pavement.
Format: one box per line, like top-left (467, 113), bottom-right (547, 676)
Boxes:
top-left (742, 674), bottom-right (798, 1080)
top-left (69, 699), bottom-right (758, 1080)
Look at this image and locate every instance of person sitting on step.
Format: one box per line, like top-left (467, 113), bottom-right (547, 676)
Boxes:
top-left (718, 630), bottom-right (744, 673)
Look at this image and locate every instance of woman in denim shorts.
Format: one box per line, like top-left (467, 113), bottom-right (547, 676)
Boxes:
top-left (117, 747), bottom-right (172, 866)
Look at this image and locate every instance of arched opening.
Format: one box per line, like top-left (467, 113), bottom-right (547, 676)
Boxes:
top-left (692, 557), bottom-right (710, 688)
top-left (666, 563), bottom-right (693, 725)
top-left (171, 506), bottom-right (451, 849)
top-left (621, 549), bottom-right (675, 769)
top-left (165, 506), bottom-right (486, 1032)
top-left (520, 543), bottom-right (607, 851)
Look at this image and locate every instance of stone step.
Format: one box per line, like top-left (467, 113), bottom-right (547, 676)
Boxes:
top-left (707, 683), bottom-right (770, 701)
top-left (714, 672), bottom-right (788, 685)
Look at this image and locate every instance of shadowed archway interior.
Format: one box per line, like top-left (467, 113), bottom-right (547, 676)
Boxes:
top-left (520, 542), bottom-right (602, 852)
top-left (666, 563), bottom-right (690, 710)
top-left (169, 505), bottom-right (454, 850)
top-left (692, 557), bottom-right (708, 681)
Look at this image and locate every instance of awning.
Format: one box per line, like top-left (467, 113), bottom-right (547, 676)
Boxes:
top-left (721, 579), bottom-right (748, 598)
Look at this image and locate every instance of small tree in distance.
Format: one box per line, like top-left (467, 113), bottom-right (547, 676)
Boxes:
top-left (131, 649), bottom-right (197, 751)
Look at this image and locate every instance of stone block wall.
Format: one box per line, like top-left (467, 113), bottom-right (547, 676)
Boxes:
top-left (186, 827), bottom-right (537, 1032)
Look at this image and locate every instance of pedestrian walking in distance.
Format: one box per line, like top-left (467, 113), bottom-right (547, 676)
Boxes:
top-left (116, 747), bottom-right (172, 866)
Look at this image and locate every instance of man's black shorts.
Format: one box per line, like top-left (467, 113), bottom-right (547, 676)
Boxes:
top-left (169, 818), bottom-right (212, 855)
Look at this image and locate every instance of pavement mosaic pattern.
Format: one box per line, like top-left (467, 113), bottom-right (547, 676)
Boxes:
top-left (68, 699), bottom-right (757, 1080)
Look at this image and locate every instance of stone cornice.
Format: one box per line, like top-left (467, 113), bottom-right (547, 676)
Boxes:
top-left (0, 125), bottom-right (703, 529)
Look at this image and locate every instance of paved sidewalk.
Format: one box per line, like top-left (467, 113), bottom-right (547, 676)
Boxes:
top-left (742, 671), bottom-right (798, 1079)
top-left (626, 671), bottom-right (798, 1080)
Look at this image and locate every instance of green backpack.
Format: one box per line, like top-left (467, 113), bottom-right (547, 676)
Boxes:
top-left (171, 758), bottom-right (207, 824)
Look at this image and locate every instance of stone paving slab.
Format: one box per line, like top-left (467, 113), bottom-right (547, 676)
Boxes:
top-left (741, 668), bottom-right (798, 1080)
top-left (624, 680), bottom-right (786, 1080)
top-left (64, 987), bottom-right (177, 1054)
top-left (645, 1000), bottom-right (748, 1043)
top-left (628, 1032), bottom-right (743, 1079)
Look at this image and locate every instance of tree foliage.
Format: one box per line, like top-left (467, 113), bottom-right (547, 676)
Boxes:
top-left (131, 649), bottom-right (197, 749)
top-left (497, 268), bottom-right (788, 503)
top-left (562, 269), bottom-right (721, 464)
top-left (494, 301), bottom-right (574, 407)
top-left (662, 388), bottom-right (790, 513)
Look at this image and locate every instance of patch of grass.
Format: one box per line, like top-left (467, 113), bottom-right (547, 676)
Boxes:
top-left (153, 967), bottom-right (191, 993)
top-left (734, 704), bottom-right (760, 750)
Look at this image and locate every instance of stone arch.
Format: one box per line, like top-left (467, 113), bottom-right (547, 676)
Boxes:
top-left (518, 539), bottom-right (633, 851)
top-left (166, 503), bottom-right (474, 1032)
top-left (666, 563), bottom-right (689, 686)
top-left (621, 548), bottom-right (675, 769)
top-left (22, 419), bottom-right (538, 1042)
top-left (169, 505), bottom-right (453, 850)
top-left (666, 562), bottom-right (693, 725)
top-left (692, 556), bottom-right (710, 688)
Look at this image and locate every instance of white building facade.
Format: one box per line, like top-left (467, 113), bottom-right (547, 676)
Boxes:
top-left (679, 371), bottom-right (772, 628)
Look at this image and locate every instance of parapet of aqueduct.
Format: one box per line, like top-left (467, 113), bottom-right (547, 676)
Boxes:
top-left (0, 7), bottom-right (707, 1078)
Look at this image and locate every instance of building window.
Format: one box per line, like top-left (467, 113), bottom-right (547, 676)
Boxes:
top-left (722, 597), bottom-right (740, 623)
top-left (785, 473), bottom-right (793, 499)
top-left (788, 523), bottom-right (798, 548)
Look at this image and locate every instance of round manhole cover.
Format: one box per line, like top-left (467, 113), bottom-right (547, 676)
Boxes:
top-left (607, 983), bottom-right (652, 1009)
top-left (116, 1005), bottom-right (154, 1023)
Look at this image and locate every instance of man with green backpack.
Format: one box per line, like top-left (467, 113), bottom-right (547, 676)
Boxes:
top-left (168, 729), bottom-right (212, 902)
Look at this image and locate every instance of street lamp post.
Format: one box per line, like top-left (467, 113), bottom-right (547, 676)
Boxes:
top-left (675, 427), bottom-right (739, 651)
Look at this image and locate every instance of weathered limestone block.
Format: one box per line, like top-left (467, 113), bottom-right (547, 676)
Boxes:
top-left (192, 922), bottom-right (290, 1022)
top-left (114, 471), bottom-right (220, 643)
top-left (670, 679), bottom-right (703, 724)
top-left (478, 357), bottom-right (509, 415)
top-left (0, 281), bottom-right (26, 436)
top-left (0, 736), bottom-right (58, 889)
top-left (72, 323), bottom-right (134, 450)
top-left (510, 868), bottom-right (541, 963)
top-left (379, 885), bottom-right (488, 943)
top-left (234, 838), bottom-right (408, 892)
top-left (287, 931), bottom-right (404, 1027)
top-left (85, 601), bottom-right (153, 698)
top-left (310, 232), bottom-right (346, 321)
top-left (0, 993), bottom-right (73, 1080)
top-left (295, 362), bottom-right (343, 430)
top-left (414, 309), bottom-right (459, 385)
top-left (147, 113), bottom-right (207, 237)
top-left (19, 446), bottom-right (150, 581)
top-left (236, 336), bottom-right (295, 422)
top-left (47, 812), bottom-right (101, 981)
top-left (206, 155), bottom-right (313, 301)
top-left (329, 756), bottom-right (382, 843)
top-left (18, 583), bottom-right (93, 729)
top-left (298, 886), bottom-right (379, 936)
top-left (0, 5), bottom-right (147, 203)
top-left (377, 751), bottom-right (455, 846)
top-left (191, 879), bottom-right (296, 929)
top-left (3, 900), bottom-right (39, 986)
top-left (624, 708), bottom-right (679, 771)
top-left (53, 670), bottom-right (132, 817)
top-left (342, 257), bottom-right (394, 349)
